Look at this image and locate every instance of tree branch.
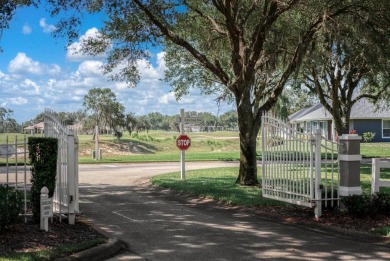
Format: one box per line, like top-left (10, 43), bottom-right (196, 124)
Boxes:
top-left (133, 0), bottom-right (231, 87)
top-left (185, 2), bottom-right (227, 35)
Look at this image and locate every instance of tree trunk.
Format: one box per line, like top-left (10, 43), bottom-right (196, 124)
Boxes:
top-left (334, 118), bottom-right (349, 136)
top-left (235, 99), bottom-right (260, 186)
top-left (333, 106), bottom-right (352, 136)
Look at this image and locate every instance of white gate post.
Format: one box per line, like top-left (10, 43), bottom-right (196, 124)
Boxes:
top-left (314, 130), bottom-right (322, 219)
top-left (338, 134), bottom-right (362, 196)
top-left (372, 158), bottom-right (380, 194)
top-left (67, 130), bottom-right (77, 225)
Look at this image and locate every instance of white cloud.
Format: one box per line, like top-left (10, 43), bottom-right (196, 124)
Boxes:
top-left (159, 92), bottom-right (176, 104)
top-left (8, 53), bottom-right (61, 75)
top-left (22, 23), bottom-right (32, 34)
top-left (9, 53), bottom-right (41, 74)
top-left (0, 48), bottom-right (230, 123)
top-left (114, 82), bottom-right (129, 90)
top-left (67, 28), bottom-right (109, 61)
top-left (39, 18), bottom-right (57, 33)
top-left (48, 64), bottom-right (61, 75)
top-left (156, 52), bottom-right (167, 73)
top-left (138, 59), bottom-right (159, 80)
top-left (76, 60), bottom-right (104, 76)
top-left (71, 96), bottom-right (82, 101)
top-left (74, 89), bottom-right (87, 96)
top-left (20, 79), bottom-right (41, 95)
top-left (10, 97), bottom-right (28, 105)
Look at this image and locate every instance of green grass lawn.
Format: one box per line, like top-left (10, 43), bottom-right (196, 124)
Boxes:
top-left (361, 142), bottom-right (390, 158)
top-left (151, 167), bottom-right (287, 206)
top-left (151, 164), bottom-right (390, 206)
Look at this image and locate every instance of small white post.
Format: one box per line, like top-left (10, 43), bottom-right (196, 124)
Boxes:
top-left (372, 158), bottom-right (380, 194)
top-left (180, 109), bottom-right (185, 180)
top-left (40, 187), bottom-right (52, 232)
top-left (314, 130), bottom-right (322, 219)
top-left (95, 125), bottom-right (99, 160)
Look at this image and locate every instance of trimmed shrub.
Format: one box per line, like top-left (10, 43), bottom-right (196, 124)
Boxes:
top-left (371, 193), bottom-right (390, 215)
top-left (28, 137), bottom-right (58, 222)
top-left (363, 132), bottom-right (376, 142)
top-left (114, 130), bottom-right (123, 140)
top-left (0, 185), bottom-right (23, 229)
top-left (341, 194), bottom-right (371, 216)
top-left (341, 193), bottom-right (390, 217)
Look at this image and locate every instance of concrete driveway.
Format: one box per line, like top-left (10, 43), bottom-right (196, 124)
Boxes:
top-left (79, 162), bottom-right (390, 260)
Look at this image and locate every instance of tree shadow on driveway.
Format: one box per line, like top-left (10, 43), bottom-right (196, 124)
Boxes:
top-left (79, 182), bottom-right (390, 261)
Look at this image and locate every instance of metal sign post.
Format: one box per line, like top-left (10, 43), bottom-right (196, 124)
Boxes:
top-left (180, 109), bottom-right (185, 179)
top-left (177, 109), bottom-right (194, 179)
top-left (95, 126), bottom-right (99, 160)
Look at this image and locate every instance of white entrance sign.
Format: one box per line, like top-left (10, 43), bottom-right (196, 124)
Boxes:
top-left (41, 199), bottom-right (53, 218)
top-left (40, 186), bottom-right (52, 231)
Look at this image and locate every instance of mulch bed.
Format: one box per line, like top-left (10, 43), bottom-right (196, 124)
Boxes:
top-left (0, 216), bottom-right (106, 255)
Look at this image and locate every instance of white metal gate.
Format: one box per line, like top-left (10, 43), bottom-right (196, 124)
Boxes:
top-left (0, 135), bottom-right (29, 222)
top-left (261, 114), bottom-right (339, 218)
top-left (44, 109), bottom-right (79, 224)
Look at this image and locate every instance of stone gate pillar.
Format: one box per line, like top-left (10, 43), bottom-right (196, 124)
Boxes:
top-left (338, 134), bottom-right (362, 196)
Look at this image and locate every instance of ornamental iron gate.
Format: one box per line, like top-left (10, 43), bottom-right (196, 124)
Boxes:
top-left (261, 114), bottom-right (339, 218)
top-left (44, 109), bottom-right (79, 224)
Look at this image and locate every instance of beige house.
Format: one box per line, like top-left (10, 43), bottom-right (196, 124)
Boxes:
top-left (24, 122), bottom-right (44, 134)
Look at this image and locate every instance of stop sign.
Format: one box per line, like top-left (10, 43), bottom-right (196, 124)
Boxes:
top-left (176, 134), bottom-right (191, 150)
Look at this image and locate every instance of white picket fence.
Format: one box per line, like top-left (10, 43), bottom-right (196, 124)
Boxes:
top-left (372, 158), bottom-right (390, 193)
top-left (261, 114), bottom-right (339, 218)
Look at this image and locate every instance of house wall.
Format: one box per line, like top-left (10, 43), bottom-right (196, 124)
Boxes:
top-left (352, 119), bottom-right (388, 142)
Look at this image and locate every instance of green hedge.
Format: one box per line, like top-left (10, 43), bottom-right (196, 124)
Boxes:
top-left (0, 185), bottom-right (22, 229)
top-left (28, 137), bottom-right (58, 222)
top-left (341, 192), bottom-right (390, 217)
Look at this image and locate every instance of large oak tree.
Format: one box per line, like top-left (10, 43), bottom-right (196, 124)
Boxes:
top-left (44, 0), bottom-right (368, 185)
top-left (300, 1), bottom-right (390, 136)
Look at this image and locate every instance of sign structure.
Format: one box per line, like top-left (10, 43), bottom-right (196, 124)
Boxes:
top-left (41, 199), bottom-right (53, 218)
top-left (176, 116), bottom-right (203, 124)
top-left (176, 134), bottom-right (191, 150)
top-left (185, 116), bottom-right (202, 124)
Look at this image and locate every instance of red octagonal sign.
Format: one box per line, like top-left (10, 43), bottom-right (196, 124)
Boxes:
top-left (176, 134), bottom-right (191, 150)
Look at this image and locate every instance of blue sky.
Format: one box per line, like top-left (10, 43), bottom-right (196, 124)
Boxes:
top-left (0, 5), bottom-right (233, 123)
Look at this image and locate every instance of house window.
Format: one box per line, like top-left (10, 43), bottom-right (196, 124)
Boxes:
top-left (383, 120), bottom-right (390, 138)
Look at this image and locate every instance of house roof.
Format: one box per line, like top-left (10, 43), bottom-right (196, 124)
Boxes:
top-left (24, 122), bottom-right (44, 130)
top-left (289, 103), bottom-right (323, 121)
top-left (290, 98), bottom-right (390, 122)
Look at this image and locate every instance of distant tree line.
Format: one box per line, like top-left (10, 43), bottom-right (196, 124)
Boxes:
top-left (1, 85), bottom-right (317, 135)
top-left (12, 87), bottom-right (239, 137)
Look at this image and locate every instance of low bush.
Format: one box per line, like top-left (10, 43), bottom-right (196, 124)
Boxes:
top-left (363, 132), bottom-right (376, 143)
top-left (371, 193), bottom-right (390, 215)
top-left (114, 130), bottom-right (123, 140)
top-left (341, 192), bottom-right (390, 217)
top-left (0, 185), bottom-right (23, 229)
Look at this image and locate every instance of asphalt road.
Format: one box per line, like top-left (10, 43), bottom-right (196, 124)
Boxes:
top-left (79, 162), bottom-right (390, 260)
